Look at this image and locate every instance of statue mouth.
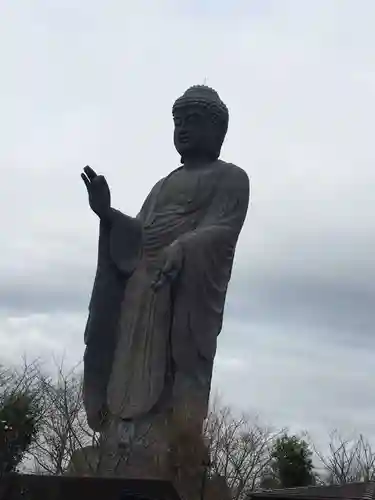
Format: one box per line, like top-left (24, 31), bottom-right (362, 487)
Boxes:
top-left (178, 131), bottom-right (189, 144)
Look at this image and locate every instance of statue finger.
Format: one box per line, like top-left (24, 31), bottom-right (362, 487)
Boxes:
top-left (81, 173), bottom-right (90, 190)
top-left (84, 165), bottom-right (97, 180)
top-left (161, 257), bottom-right (175, 275)
top-left (95, 175), bottom-right (108, 187)
top-left (151, 269), bottom-right (162, 290)
top-left (165, 268), bottom-right (179, 283)
top-left (152, 276), bottom-right (164, 291)
top-left (153, 268), bottom-right (178, 291)
top-left (151, 258), bottom-right (178, 290)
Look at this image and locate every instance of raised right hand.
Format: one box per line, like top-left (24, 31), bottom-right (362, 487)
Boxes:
top-left (81, 166), bottom-right (111, 220)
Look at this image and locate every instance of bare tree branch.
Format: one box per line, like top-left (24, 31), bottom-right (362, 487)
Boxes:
top-left (204, 402), bottom-right (283, 499)
top-left (310, 430), bottom-right (375, 484)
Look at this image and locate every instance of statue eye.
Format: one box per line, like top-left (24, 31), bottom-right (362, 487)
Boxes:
top-left (174, 116), bottom-right (182, 127)
top-left (186, 112), bottom-right (202, 124)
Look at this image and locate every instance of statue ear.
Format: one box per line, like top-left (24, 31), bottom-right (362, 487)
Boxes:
top-left (215, 128), bottom-right (225, 146)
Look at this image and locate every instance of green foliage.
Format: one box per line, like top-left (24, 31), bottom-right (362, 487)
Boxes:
top-left (270, 434), bottom-right (315, 488)
top-left (0, 364), bottom-right (43, 476)
top-left (0, 394), bottom-right (38, 474)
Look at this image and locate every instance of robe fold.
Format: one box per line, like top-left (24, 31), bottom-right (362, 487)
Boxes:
top-left (83, 160), bottom-right (249, 430)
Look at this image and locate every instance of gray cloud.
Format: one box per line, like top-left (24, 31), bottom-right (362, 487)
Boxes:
top-left (0, 0), bottom-right (374, 447)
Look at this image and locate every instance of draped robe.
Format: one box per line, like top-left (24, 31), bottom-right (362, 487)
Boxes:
top-left (83, 160), bottom-right (249, 431)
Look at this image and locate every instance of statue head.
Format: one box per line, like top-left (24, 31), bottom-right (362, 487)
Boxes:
top-left (172, 85), bottom-right (229, 164)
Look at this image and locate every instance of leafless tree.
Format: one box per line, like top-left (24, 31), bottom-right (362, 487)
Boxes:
top-left (20, 369), bottom-right (283, 498)
top-left (17, 360), bottom-right (375, 496)
top-left (26, 363), bottom-right (98, 475)
top-left (204, 403), bottom-right (283, 500)
top-left (312, 430), bottom-right (375, 484)
top-left (26, 363), bottom-right (163, 477)
top-left (0, 359), bottom-right (43, 409)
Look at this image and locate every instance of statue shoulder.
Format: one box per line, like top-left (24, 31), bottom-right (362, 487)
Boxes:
top-left (150, 166), bottom-right (184, 190)
top-left (138, 167), bottom-right (183, 218)
top-left (206, 160), bottom-right (249, 229)
top-left (216, 160), bottom-right (250, 190)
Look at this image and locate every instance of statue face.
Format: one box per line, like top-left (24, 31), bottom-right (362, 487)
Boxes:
top-left (173, 104), bottom-right (216, 160)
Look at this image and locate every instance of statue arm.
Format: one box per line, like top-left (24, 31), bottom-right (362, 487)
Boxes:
top-left (99, 178), bottom-right (163, 274)
top-left (83, 182), bottom-right (159, 429)
top-left (85, 211), bottom-right (139, 339)
top-left (83, 210), bottom-right (139, 429)
top-left (105, 208), bottom-right (143, 275)
top-left (170, 165), bottom-right (249, 361)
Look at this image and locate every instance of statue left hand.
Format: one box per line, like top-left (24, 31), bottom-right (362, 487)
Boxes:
top-left (152, 241), bottom-right (184, 291)
top-left (81, 165), bottom-right (111, 221)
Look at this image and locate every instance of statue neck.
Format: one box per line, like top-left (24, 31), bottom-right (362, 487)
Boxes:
top-left (182, 152), bottom-right (218, 170)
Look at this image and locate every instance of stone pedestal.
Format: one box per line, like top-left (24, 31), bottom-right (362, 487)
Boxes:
top-left (67, 414), bottom-right (172, 479)
top-left (67, 415), bottom-right (210, 500)
top-left (0, 475), bottom-right (181, 500)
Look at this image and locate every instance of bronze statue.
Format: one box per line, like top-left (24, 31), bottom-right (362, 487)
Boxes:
top-left (81, 85), bottom-right (249, 477)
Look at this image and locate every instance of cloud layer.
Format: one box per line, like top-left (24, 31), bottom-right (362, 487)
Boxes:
top-left (0, 0), bottom-right (374, 448)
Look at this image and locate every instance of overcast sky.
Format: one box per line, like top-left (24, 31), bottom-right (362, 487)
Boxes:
top-left (0, 0), bottom-right (374, 451)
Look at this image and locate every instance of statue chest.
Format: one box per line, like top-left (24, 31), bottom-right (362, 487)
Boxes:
top-left (141, 165), bottom-right (221, 256)
top-left (155, 167), bottom-right (217, 212)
